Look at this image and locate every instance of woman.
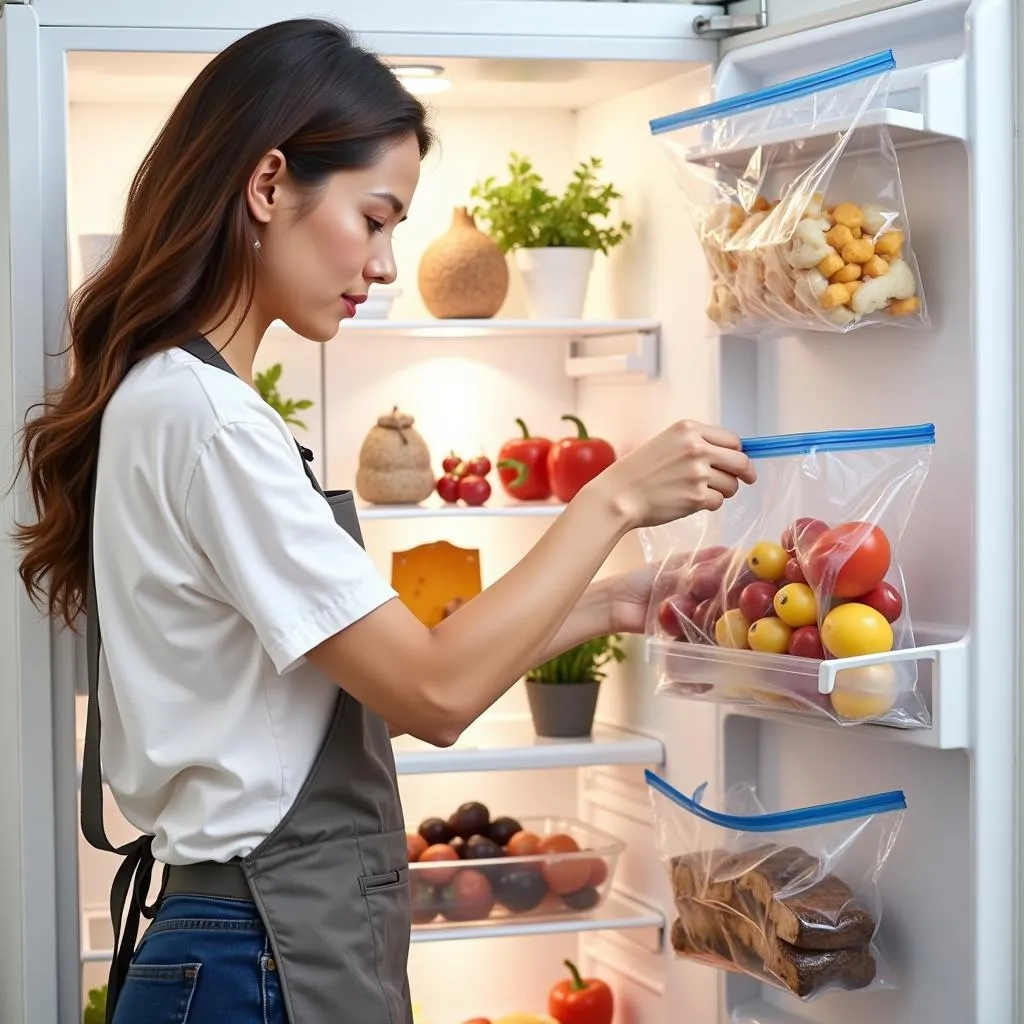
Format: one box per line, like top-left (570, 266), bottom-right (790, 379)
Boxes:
top-left (15, 18), bottom-right (755, 1024)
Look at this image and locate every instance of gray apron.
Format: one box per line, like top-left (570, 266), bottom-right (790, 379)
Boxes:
top-left (82, 335), bottom-right (413, 1024)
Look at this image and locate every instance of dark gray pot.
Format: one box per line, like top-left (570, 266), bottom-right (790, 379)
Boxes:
top-left (525, 680), bottom-right (600, 738)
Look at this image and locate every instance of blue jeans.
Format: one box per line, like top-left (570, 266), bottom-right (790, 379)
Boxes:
top-left (111, 895), bottom-right (286, 1024)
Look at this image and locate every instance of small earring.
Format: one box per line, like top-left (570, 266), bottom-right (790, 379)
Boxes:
top-left (253, 239), bottom-right (262, 250)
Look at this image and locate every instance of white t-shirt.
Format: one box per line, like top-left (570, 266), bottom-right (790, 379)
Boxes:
top-left (92, 346), bottom-right (396, 865)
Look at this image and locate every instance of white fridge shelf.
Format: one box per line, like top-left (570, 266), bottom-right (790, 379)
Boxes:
top-left (81, 893), bottom-right (665, 962)
top-left (393, 717), bottom-right (665, 775)
top-left (683, 59), bottom-right (967, 170)
top-left (334, 318), bottom-right (661, 379)
top-left (359, 496), bottom-right (566, 520)
top-left (409, 892), bottom-right (664, 948)
top-left (646, 625), bottom-right (969, 750)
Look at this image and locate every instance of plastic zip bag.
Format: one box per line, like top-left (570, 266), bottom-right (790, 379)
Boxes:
top-left (646, 771), bottom-right (906, 999)
top-left (650, 51), bottom-right (928, 333)
top-left (640, 424), bottom-right (934, 728)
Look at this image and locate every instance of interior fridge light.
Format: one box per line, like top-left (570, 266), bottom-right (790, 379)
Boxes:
top-left (393, 64), bottom-right (452, 95)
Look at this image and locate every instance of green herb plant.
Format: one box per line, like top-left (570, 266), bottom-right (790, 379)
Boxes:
top-left (83, 985), bottom-right (106, 1024)
top-left (526, 635), bottom-right (626, 686)
top-left (254, 363), bottom-right (314, 430)
top-left (470, 153), bottom-right (632, 255)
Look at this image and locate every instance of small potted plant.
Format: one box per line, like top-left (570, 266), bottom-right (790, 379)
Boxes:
top-left (254, 362), bottom-right (314, 430)
top-left (524, 635), bottom-right (626, 738)
top-left (470, 153), bottom-right (632, 320)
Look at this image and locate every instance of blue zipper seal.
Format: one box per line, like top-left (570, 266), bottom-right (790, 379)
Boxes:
top-left (645, 771), bottom-right (906, 832)
top-left (739, 423), bottom-right (934, 461)
top-left (650, 50), bottom-right (896, 137)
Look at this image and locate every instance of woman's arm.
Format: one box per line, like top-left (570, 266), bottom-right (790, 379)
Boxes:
top-left (309, 484), bottom-right (629, 746)
top-left (386, 578), bottom-right (614, 741)
top-left (307, 419), bottom-right (754, 747)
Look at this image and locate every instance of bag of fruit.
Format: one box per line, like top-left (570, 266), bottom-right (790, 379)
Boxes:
top-left (639, 423), bottom-right (935, 728)
top-left (650, 50), bottom-right (928, 334)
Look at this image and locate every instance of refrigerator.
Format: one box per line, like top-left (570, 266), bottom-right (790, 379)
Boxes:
top-left (0, 0), bottom-right (1019, 1022)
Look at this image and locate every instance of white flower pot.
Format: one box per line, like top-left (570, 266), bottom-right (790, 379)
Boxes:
top-left (514, 247), bottom-right (595, 320)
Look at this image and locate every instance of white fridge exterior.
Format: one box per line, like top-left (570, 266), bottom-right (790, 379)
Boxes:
top-left (0, 1), bottom-right (1019, 1023)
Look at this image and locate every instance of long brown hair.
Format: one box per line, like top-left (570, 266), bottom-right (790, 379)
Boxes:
top-left (15, 18), bottom-right (433, 628)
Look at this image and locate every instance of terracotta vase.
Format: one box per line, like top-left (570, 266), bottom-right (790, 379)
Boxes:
top-left (417, 207), bottom-right (509, 319)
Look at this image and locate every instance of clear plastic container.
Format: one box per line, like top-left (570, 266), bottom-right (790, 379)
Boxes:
top-left (408, 816), bottom-right (625, 929)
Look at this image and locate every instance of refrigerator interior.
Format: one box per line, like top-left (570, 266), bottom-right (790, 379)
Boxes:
top-left (60, 1), bottom-right (1013, 1019)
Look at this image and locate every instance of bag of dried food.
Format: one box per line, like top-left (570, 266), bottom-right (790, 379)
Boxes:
top-left (645, 771), bottom-right (905, 999)
top-left (639, 424), bottom-right (934, 728)
top-left (650, 50), bottom-right (927, 333)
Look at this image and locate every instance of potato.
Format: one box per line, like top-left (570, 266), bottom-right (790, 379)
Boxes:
top-left (874, 230), bottom-right (904, 258)
top-left (820, 283), bottom-right (851, 310)
top-left (888, 295), bottom-right (920, 316)
top-left (831, 262), bottom-right (862, 284)
top-left (832, 202), bottom-right (864, 230)
top-left (817, 251), bottom-right (845, 278)
top-left (840, 238), bottom-right (875, 264)
top-left (862, 255), bottom-right (890, 278)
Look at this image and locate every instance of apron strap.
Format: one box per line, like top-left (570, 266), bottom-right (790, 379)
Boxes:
top-left (84, 467), bottom-right (168, 1021)
top-left (82, 334), bottom-right (327, 1021)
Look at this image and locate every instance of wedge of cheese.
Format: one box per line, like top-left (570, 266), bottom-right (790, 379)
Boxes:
top-left (391, 540), bottom-right (482, 627)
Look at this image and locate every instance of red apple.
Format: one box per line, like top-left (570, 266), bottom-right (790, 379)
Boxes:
top-left (788, 625), bottom-right (826, 660)
top-left (436, 474), bottom-right (461, 503)
top-left (859, 581), bottom-right (903, 623)
top-left (738, 581), bottom-right (778, 623)
top-left (783, 557), bottom-right (807, 584)
top-left (441, 452), bottom-right (462, 474)
top-left (782, 517), bottom-right (829, 556)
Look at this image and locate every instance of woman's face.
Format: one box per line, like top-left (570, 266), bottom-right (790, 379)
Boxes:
top-left (249, 133), bottom-right (422, 342)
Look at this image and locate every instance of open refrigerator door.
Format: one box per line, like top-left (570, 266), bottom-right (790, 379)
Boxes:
top-left (0, 0), bottom-right (1019, 1022)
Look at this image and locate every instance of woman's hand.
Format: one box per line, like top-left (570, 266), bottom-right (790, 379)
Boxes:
top-left (586, 419), bottom-right (756, 530)
top-left (603, 564), bottom-right (661, 635)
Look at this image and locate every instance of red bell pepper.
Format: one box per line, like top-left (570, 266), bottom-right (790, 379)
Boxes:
top-left (497, 418), bottom-right (552, 501)
top-left (547, 415), bottom-right (616, 503)
top-left (548, 959), bottom-right (614, 1024)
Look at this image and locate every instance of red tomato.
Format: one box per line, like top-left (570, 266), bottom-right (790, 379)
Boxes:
top-left (805, 522), bottom-right (891, 599)
top-left (406, 833), bottom-right (428, 863)
top-left (540, 834), bottom-right (590, 895)
top-left (417, 844), bottom-right (461, 886)
top-left (436, 473), bottom-right (460, 503)
top-left (859, 581), bottom-right (904, 623)
top-left (458, 475), bottom-right (491, 506)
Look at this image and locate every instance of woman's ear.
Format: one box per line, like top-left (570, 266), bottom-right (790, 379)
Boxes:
top-left (246, 149), bottom-right (288, 225)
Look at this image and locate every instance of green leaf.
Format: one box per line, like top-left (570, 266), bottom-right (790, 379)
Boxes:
top-left (254, 362), bottom-right (314, 428)
top-left (83, 985), bottom-right (107, 1024)
top-left (525, 635), bottom-right (627, 685)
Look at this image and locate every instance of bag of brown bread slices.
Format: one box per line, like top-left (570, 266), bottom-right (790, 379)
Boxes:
top-left (645, 770), bottom-right (906, 1000)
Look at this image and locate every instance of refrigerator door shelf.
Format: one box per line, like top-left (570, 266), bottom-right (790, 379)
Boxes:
top-left (392, 718), bottom-right (665, 775)
top-left (680, 58), bottom-right (967, 171)
top-left (728, 997), bottom-right (811, 1024)
top-left (646, 624), bottom-right (969, 750)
